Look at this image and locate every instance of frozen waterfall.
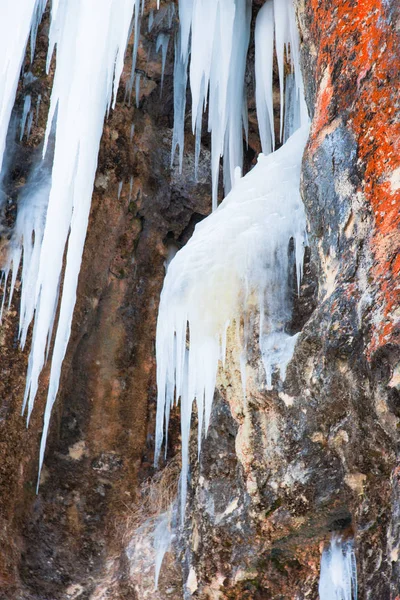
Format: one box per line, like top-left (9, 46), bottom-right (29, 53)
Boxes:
top-left (319, 537), bottom-right (358, 600)
top-left (155, 124), bottom-right (309, 521)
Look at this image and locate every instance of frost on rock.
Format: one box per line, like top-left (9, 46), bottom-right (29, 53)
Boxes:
top-left (1, 0), bottom-right (137, 484)
top-left (155, 125), bottom-right (309, 520)
top-left (319, 537), bottom-right (358, 600)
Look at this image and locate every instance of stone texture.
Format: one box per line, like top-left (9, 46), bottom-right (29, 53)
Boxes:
top-left (0, 1), bottom-right (398, 599)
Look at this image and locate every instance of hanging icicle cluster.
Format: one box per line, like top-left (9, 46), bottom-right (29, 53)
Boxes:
top-left (0, 0), bottom-right (140, 481)
top-left (171, 0), bottom-right (308, 208)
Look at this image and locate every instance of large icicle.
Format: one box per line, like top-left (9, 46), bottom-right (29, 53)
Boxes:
top-left (10, 0), bottom-right (137, 483)
top-left (255, 0), bottom-right (308, 153)
top-left (319, 537), bottom-right (358, 600)
top-left (255, 0), bottom-right (275, 154)
top-left (0, 0), bottom-right (45, 175)
top-left (155, 125), bottom-right (309, 520)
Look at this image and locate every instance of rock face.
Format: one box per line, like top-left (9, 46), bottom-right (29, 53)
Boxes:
top-left (0, 1), bottom-right (398, 599)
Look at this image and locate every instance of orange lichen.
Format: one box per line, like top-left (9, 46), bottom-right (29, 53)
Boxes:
top-left (308, 0), bottom-right (400, 355)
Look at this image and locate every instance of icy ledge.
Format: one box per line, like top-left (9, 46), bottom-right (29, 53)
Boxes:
top-left (155, 124), bottom-right (309, 520)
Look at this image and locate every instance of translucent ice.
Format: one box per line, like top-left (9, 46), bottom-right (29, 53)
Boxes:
top-left (319, 536), bottom-right (358, 600)
top-left (155, 125), bottom-right (309, 520)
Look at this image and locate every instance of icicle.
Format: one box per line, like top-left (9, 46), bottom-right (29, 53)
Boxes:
top-left (27, 110), bottom-right (34, 139)
top-left (20, 95), bottom-right (32, 141)
top-left (135, 73), bottom-right (141, 108)
top-left (155, 125), bottom-right (309, 520)
top-left (283, 73), bottom-right (301, 143)
top-left (171, 31), bottom-right (189, 172)
top-left (167, 3), bottom-right (176, 28)
top-left (173, 0), bottom-right (251, 207)
top-left (255, 0), bottom-right (275, 154)
top-left (148, 9), bottom-right (154, 32)
top-left (118, 180), bottom-right (123, 199)
top-left (30, 0), bottom-right (48, 61)
top-left (222, 0), bottom-right (252, 197)
top-left (156, 33), bottom-right (170, 91)
top-left (36, 94), bottom-right (42, 125)
top-left (130, 123), bottom-right (135, 140)
top-left (126, 2), bottom-right (141, 102)
top-left (0, 0), bottom-right (42, 174)
top-left (319, 536), bottom-right (358, 600)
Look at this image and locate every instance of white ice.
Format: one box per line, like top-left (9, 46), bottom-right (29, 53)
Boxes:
top-left (6, 0), bottom-right (138, 485)
top-left (173, 0), bottom-right (308, 207)
top-left (155, 125), bottom-right (309, 520)
top-left (0, 0), bottom-right (43, 175)
top-left (319, 536), bottom-right (358, 600)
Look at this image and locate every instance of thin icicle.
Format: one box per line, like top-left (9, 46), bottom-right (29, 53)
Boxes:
top-left (155, 125), bottom-right (309, 520)
top-left (36, 94), bottom-right (42, 125)
top-left (171, 31), bottom-right (189, 172)
top-left (156, 33), bottom-right (170, 91)
top-left (20, 95), bottom-right (32, 141)
top-left (30, 0), bottom-right (48, 61)
top-left (135, 73), bottom-right (141, 108)
top-left (126, 2), bottom-right (141, 102)
top-left (148, 9), bottom-right (154, 32)
top-left (319, 536), bottom-right (357, 600)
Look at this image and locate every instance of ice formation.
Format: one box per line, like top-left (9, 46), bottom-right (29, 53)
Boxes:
top-left (319, 537), bottom-right (358, 600)
top-left (172, 0), bottom-right (308, 206)
top-left (154, 506), bottom-right (174, 589)
top-left (0, 0), bottom-right (43, 174)
top-left (172, 0), bottom-right (252, 208)
top-left (20, 95), bottom-right (32, 141)
top-left (1, 0), bottom-right (137, 482)
top-left (155, 125), bottom-right (309, 520)
top-left (156, 33), bottom-right (170, 90)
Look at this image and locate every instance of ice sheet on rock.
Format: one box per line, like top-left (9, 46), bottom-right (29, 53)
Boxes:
top-left (319, 537), bottom-right (357, 600)
top-left (154, 506), bottom-right (175, 589)
top-left (155, 125), bottom-right (309, 520)
top-left (10, 0), bottom-right (138, 485)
